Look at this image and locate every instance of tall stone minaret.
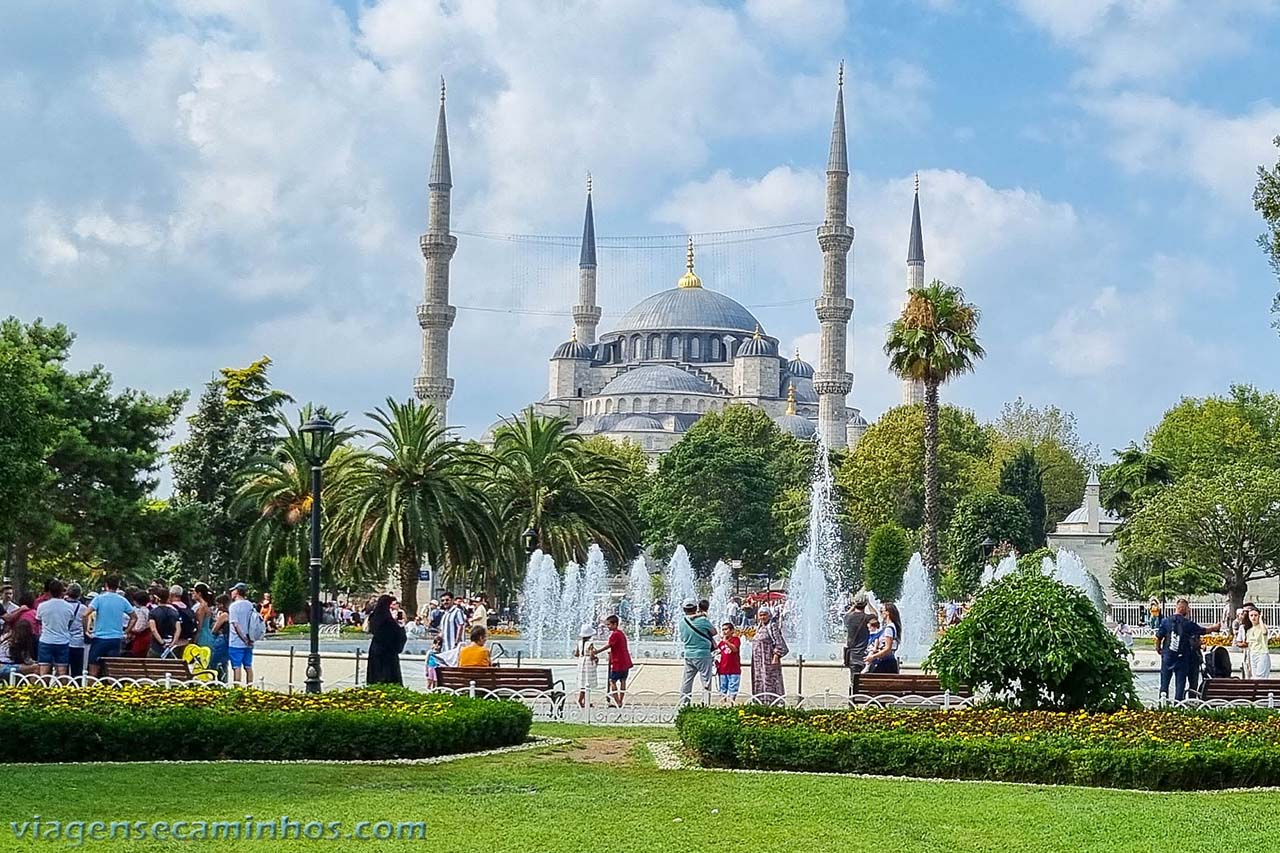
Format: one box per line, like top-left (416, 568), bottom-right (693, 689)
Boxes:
top-left (902, 173), bottom-right (927, 406)
top-left (573, 174), bottom-right (601, 344)
top-left (815, 63), bottom-right (855, 449)
top-left (414, 77), bottom-right (458, 425)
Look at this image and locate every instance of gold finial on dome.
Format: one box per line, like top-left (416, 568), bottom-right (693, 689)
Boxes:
top-left (786, 384), bottom-right (797, 416)
top-left (570, 326), bottom-right (578, 343)
top-left (586, 171), bottom-right (592, 194)
top-left (794, 346), bottom-right (802, 360)
top-left (752, 324), bottom-right (762, 340)
top-left (677, 237), bottom-right (702, 289)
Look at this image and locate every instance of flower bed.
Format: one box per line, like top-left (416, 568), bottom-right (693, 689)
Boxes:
top-left (677, 705), bottom-right (1280, 790)
top-left (0, 684), bottom-right (532, 763)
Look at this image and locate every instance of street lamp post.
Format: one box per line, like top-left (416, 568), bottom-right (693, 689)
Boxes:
top-left (522, 526), bottom-right (538, 556)
top-left (979, 536), bottom-right (996, 562)
top-left (300, 414), bottom-right (335, 695)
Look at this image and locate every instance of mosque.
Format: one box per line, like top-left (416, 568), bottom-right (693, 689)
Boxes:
top-left (412, 68), bottom-right (930, 457)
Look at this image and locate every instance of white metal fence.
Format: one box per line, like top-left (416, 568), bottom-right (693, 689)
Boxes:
top-left (1109, 600), bottom-right (1280, 635)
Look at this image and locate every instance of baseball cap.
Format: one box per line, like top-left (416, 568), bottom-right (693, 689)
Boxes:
top-left (230, 582), bottom-right (249, 594)
top-left (681, 598), bottom-right (697, 610)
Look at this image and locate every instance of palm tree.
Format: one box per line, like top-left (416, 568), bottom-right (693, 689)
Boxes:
top-left (490, 408), bottom-right (638, 568)
top-left (885, 280), bottom-right (985, 577)
top-left (1102, 443), bottom-right (1174, 518)
top-left (232, 405), bottom-right (357, 584)
top-left (331, 398), bottom-right (497, 616)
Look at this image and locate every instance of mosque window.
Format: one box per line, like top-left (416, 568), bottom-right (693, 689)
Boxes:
top-left (682, 398), bottom-right (691, 412)
top-left (670, 334), bottom-right (681, 360)
top-left (631, 335), bottom-right (642, 360)
top-left (649, 335), bottom-right (661, 359)
top-left (690, 337), bottom-right (701, 360)
top-left (709, 337), bottom-right (719, 360)
top-left (648, 398), bottom-right (658, 413)
top-left (608, 398), bottom-right (616, 414)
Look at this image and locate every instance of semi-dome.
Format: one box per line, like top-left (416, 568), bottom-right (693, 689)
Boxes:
top-left (612, 286), bottom-right (761, 335)
top-left (600, 364), bottom-right (715, 396)
top-left (786, 350), bottom-right (814, 378)
top-left (612, 415), bottom-right (665, 432)
top-left (775, 413), bottom-right (817, 439)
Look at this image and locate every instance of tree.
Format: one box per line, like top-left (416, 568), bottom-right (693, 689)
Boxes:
top-left (863, 523), bottom-right (912, 599)
top-left (490, 408), bottom-right (638, 572)
top-left (1109, 552), bottom-right (1217, 601)
top-left (1147, 385), bottom-right (1280, 477)
top-left (270, 555), bottom-right (307, 623)
top-left (884, 281), bottom-right (985, 578)
top-left (927, 568), bottom-right (1138, 711)
top-left (581, 435), bottom-right (652, 556)
top-left (943, 492), bottom-right (1032, 597)
top-left (0, 321), bottom-right (56, 552)
top-left (837, 404), bottom-right (992, 536)
top-left (232, 406), bottom-right (357, 585)
top-left (999, 447), bottom-right (1046, 547)
top-left (333, 399), bottom-right (498, 616)
top-left (1256, 134), bottom-right (1280, 332)
top-left (1100, 443), bottom-right (1175, 519)
top-left (1119, 463), bottom-right (1280, 611)
top-left (990, 397), bottom-right (1096, 526)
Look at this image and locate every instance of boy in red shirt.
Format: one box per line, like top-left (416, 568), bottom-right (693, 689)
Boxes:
top-left (599, 614), bottom-right (633, 708)
top-left (715, 621), bottom-right (742, 704)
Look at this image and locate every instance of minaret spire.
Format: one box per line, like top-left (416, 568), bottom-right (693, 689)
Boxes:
top-left (902, 174), bottom-right (926, 406)
top-left (814, 63), bottom-right (855, 448)
top-left (573, 172), bottom-right (602, 343)
top-left (415, 75), bottom-right (458, 425)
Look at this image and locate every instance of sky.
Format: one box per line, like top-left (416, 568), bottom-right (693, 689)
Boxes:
top-left (3, 0), bottom-right (1279, 480)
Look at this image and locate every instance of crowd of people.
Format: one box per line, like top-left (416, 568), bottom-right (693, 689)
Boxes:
top-left (1153, 597), bottom-right (1274, 700)
top-left (0, 577), bottom-right (267, 686)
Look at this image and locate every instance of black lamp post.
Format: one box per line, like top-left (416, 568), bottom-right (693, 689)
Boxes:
top-left (979, 536), bottom-right (996, 561)
top-left (522, 526), bottom-right (538, 556)
top-left (300, 414), bottom-right (335, 695)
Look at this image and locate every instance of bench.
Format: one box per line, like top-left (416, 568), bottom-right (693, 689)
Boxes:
top-left (99, 657), bottom-right (196, 683)
top-left (849, 672), bottom-right (971, 705)
top-left (1197, 678), bottom-right (1280, 702)
top-left (436, 667), bottom-right (565, 716)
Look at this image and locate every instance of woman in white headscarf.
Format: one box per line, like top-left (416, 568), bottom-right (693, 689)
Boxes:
top-left (750, 607), bottom-right (788, 702)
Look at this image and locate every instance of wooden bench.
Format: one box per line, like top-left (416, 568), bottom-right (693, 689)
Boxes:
top-left (1197, 678), bottom-right (1280, 702)
top-left (849, 672), bottom-right (971, 704)
top-left (436, 667), bottom-right (565, 716)
top-left (99, 657), bottom-right (195, 683)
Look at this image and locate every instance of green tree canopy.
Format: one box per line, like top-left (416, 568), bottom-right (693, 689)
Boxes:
top-left (1147, 385), bottom-right (1280, 477)
top-left (998, 446), bottom-right (1047, 547)
top-left (943, 492), bottom-right (1032, 597)
top-left (989, 397), bottom-right (1096, 526)
top-left (1119, 462), bottom-right (1280, 610)
top-left (270, 555), bottom-right (307, 622)
top-left (1100, 443), bottom-right (1175, 519)
top-left (1256, 134), bottom-right (1280, 331)
top-left (863, 523), bottom-right (912, 600)
top-left (581, 435), bottom-right (652, 556)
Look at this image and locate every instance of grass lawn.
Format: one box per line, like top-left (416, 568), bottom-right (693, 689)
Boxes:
top-left (5, 722), bottom-right (1280, 852)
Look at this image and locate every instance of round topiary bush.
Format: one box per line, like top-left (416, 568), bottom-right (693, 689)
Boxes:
top-left (925, 567), bottom-right (1138, 711)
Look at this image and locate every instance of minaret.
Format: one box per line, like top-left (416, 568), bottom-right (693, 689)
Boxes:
top-left (902, 173), bottom-right (926, 406)
top-left (414, 77), bottom-right (458, 425)
top-left (814, 62), bottom-right (855, 448)
top-left (573, 174), bottom-right (602, 344)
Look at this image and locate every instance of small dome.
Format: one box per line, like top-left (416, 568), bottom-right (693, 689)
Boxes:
top-left (786, 350), bottom-right (814, 378)
top-left (737, 326), bottom-right (775, 358)
top-left (600, 365), bottom-right (715, 396)
top-left (612, 415), bottom-right (666, 432)
top-left (553, 339), bottom-right (593, 359)
top-left (775, 413), bottom-right (817, 439)
top-left (782, 377), bottom-right (818, 404)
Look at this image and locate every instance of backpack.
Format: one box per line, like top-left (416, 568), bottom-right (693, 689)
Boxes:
top-left (246, 608), bottom-right (267, 643)
top-left (175, 605), bottom-right (198, 643)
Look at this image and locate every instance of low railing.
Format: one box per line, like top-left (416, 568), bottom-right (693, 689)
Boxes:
top-left (1109, 600), bottom-right (1280, 629)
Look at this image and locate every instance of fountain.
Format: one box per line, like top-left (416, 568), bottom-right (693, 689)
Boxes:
top-left (897, 553), bottom-right (936, 665)
top-left (519, 550), bottom-right (561, 658)
top-left (979, 552), bottom-right (1019, 588)
top-left (627, 556), bottom-right (653, 642)
top-left (580, 544), bottom-right (609, 633)
top-left (1047, 549), bottom-right (1106, 613)
top-left (665, 545), bottom-right (697, 639)
top-left (559, 559), bottom-right (583, 655)
top-left (708, 560), bottom-right (733, 628)
top-left (785, 434), bottom-right (843, 660)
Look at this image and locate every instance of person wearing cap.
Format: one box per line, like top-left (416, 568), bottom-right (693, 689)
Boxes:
top-left (677, 598), bottom-right (716, 706)
top-left (843, 592), bottom-right (873, 688)
top-left (227, 583), bottom-right (256, 686)
top-left (574, 623), bottom-right (599, 708)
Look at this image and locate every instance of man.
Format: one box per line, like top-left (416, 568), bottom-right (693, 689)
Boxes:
top-left (843, 592), bottom-right (873, 690)
top-left (35, 579), bottom-right (75, 676)
top-left (439, 592), bottom-right (468, 653)
top-left (147, 587), bottom-right (184, 659)
top-left (83, 575), bottom-right (133, 677)
top-left (1155, 598), bottom-right (1218, 701)
top-left (677, 598), bottom-right (716, 706)
top-left (0, 585), bottom-right (15, 618)
top-left (427, 599), bottom-right (443, 636)
top-left (469, 594), bottom-right (489, 630)
top-left (227, 582), bottom-right (257, 686)
top-left (725, 596), bottom-right (742, 629)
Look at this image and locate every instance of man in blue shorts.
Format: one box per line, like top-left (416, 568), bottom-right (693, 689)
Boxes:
top-left (228, 583), bottom-right (256, 686)
top-left (84, 575), bottom-right (132, 677)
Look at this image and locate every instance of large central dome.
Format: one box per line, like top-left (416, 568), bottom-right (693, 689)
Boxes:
top-left (612, 286), bottom-right (761, 335)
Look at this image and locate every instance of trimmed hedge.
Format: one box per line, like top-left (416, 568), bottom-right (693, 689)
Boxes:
top-left (677, 705), bottom-right (1280, 790)
top-left (0, 684), bottom-right (531, 763)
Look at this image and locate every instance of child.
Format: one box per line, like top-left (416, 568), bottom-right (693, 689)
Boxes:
top-left (599, 614), bottom-right (633, 708)
top-left (715, 621), bottom-right (741, 704)
top-left (426, 635), bottom-right (443, 688)
top-left (574, 624), bottom-right (598, 708)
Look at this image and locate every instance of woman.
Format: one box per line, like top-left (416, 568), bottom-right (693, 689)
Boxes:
top-left (866, 602), bottom-right (901, 674)
top-left (0, 619), bottom-right (38, 680)
top-left (1147, 598), bottom-right (1162, 631)
top-left (260, 593), bottom-right (277, 633)
top-left (192, 583), bottom-right (216, 650)
top-left (208, 594), bottom-right (231, 682)
top-left (750, 607), bottom-right (788, 702)
top-left (126, 590), bottom-right (151, 657)
top-left (1246, 608), bottom-right (1271, 679)
top-left (459, 626), bottom-right (492, 668)
top-left (365, 594), bottom-right (406, 686)
top-left (1235, 609), bottom-right (1253, 678)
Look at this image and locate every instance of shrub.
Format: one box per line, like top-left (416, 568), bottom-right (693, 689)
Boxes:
top-left (999, 446), bottom-right (1047, 546)
top-left (271, 555), bottom-right (308, 622)
top-left (943, 493), bottom-right (1032, 596)
top-left (925, 568), bottom-right (1137, 711)
top-left (677, 705), bottom-right (1280, 790)
top-left (863, 523), bottom-right (912, 599)
top-left (0, 684), bottom-right (531, 763)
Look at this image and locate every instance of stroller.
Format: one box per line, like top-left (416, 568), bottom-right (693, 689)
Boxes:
top-left (1200, 645), bottom-right (1234, 688)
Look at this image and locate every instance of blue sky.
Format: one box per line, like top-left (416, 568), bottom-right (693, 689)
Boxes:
top-left (2, 0), bottom-right (1278, 474)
